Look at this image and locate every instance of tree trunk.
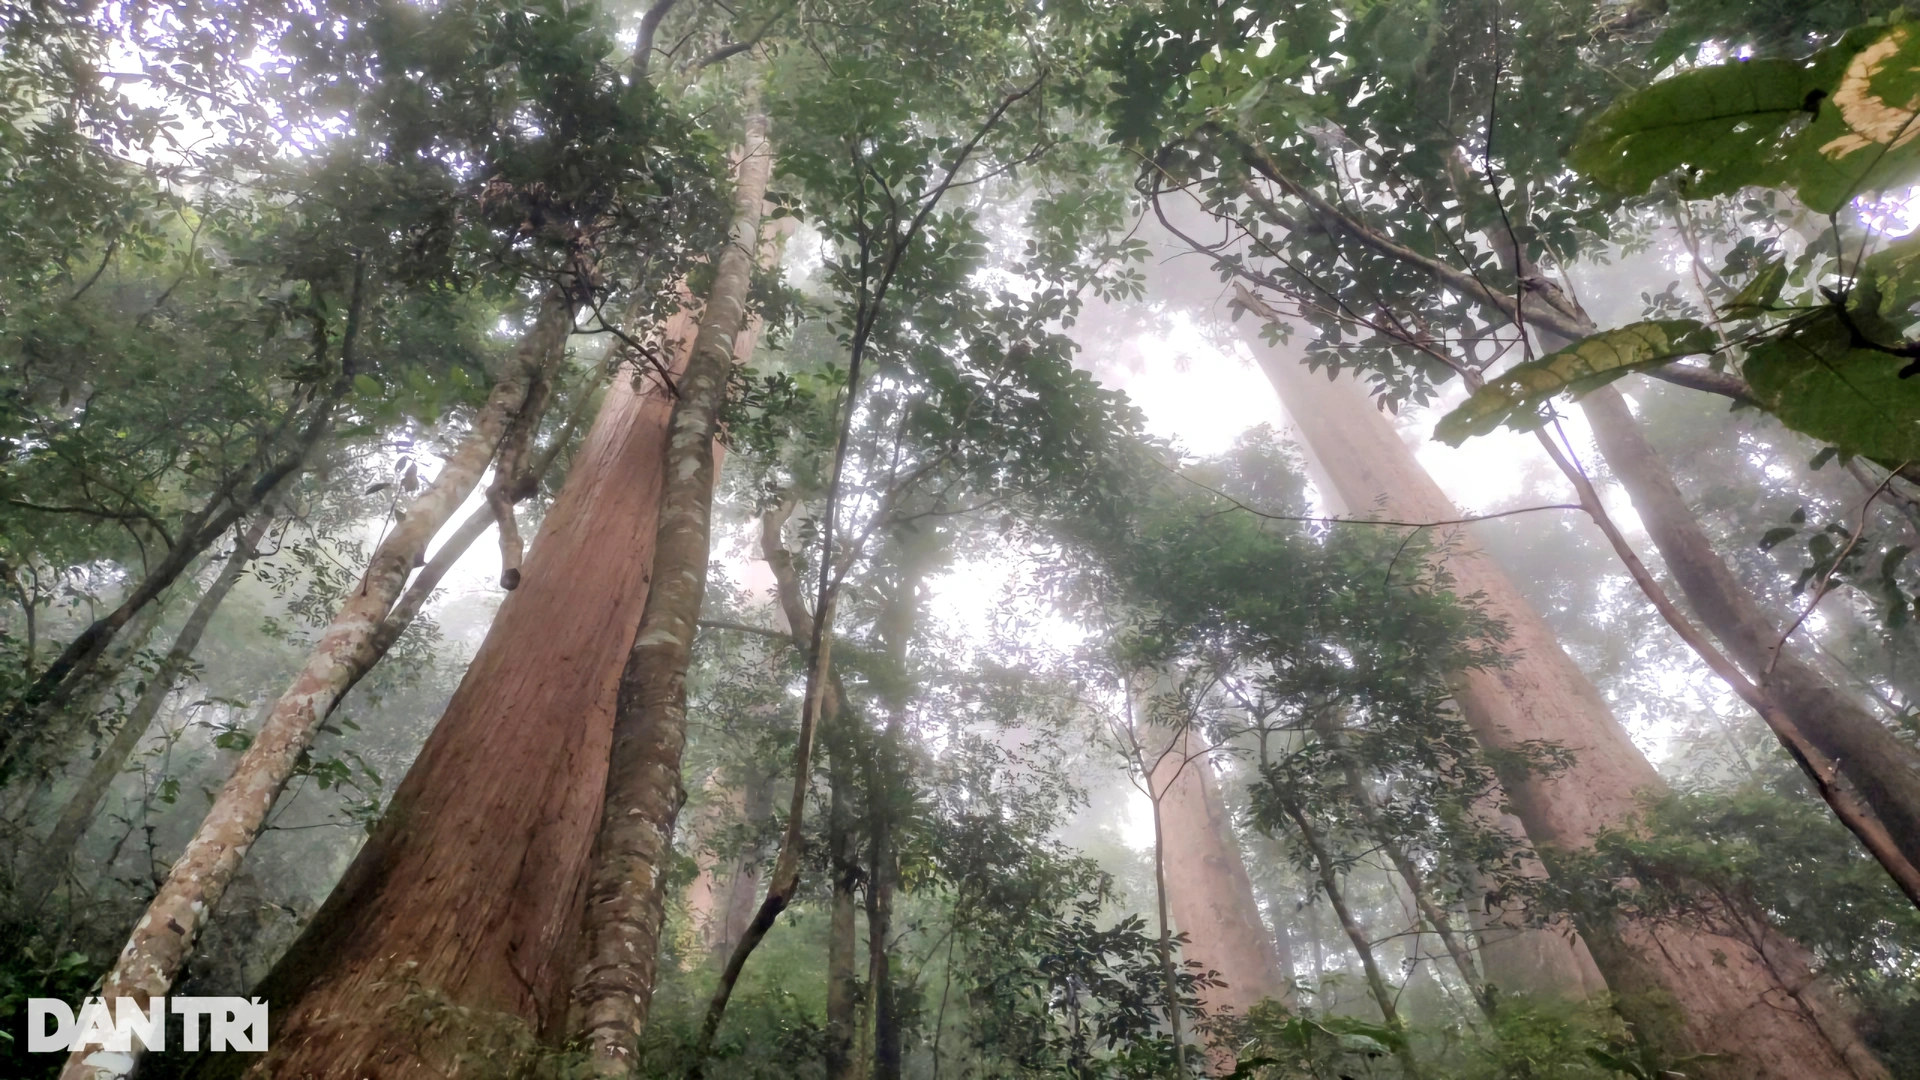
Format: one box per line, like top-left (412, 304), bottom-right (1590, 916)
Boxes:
top-left (719, 771), bottom-right (774, 958)
top-left (691, 503), bottom-right (840, 1068)
top-left (1259, 354), bottom-right (1885, 1080)
top-left (22, 510), bottom-right (274, 910)
top-left (63, 289), bottom-right (575, 1080)
top-left (1581, 385), bottom-right (1920, 869)
top-left (564, 108), bottom-right (771, 1077)
top-left (1279, 797), bottom-right (1421, 1079)
top-left (1147, 728), bottom-right (1291, 1020)
top-left (825, 721), bottom-right (862, 1080)
top-left (866, 549), bottom-right (928, 1080)
top-left (233, 355), bottom-right (674, 1080)
top-left (7, 379), bottom-right (336, 763)
top-left (683, 778), bottom-right (745, 959)
top-left (1352, 778), bottom-right (1491, 1018)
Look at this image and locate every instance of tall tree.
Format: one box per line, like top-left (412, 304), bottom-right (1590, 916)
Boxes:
top-left (66, 290), bottom-right (575, 1080)
top-left (237, 351), bottom-right (685, 1079)
top-left (1146, 723), bottom-right (1293, 1020)
top-left (569, 103), bottom-right (773, 1077)
top-left (1258, 352), bottom-right (1880, 1077)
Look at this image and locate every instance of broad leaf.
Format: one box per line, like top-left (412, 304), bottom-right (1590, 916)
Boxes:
top-left (1569, 58), bottom-right (1823, 198)
top-left (1433, 320), bottom-right (1720, 445)
top-left (1572, 24), bottom-right (1920, 212)
top-left (1743, 307), bottom-right (1920, 461)
top-left (1723, 258), bottom-right (1788, 318)
top-left (1864, 233), bottom-right (1920, 319)
top-left (1790, 24), bottom-right (1920, 212)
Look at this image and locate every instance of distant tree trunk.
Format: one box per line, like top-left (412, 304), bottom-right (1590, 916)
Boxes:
top-left (7, 376), bottom-right (337, 764)
top-left (720, 771), bottom-right (774, 956)
top-left (67, 291), bottom-right (574, 1080)
top-left (825, 718), bottom-right (862, 1080)
top-left (21, 510), bottom-right (275, 910)
top-left (1148, 727), bottom-right (1291, 1019)
top-left (682, 763), bottom-right (774, 964)
top-left (567, 107), bottom-right (771, 1077)
top-left (683, 778), bottom-right (746, 957)
top-left (1581, 386), bottom-right (1920, 870)
top-left (1259, 355), bottom-right (1886, 1080)
top-left (866, 548), bottom-right (929, 1080)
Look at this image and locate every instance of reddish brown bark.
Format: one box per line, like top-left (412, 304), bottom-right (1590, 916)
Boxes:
top-left (1148, 729), bottom-right (1290, 1020)
top-left (240, 329), bottom-right (693, 1078)
top-left (67, 292), bottom-right (574, 1080)
top-left (1259, 354), bottom-right (1885, 1080)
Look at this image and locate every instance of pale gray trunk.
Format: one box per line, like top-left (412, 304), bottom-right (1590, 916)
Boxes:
top-left (569, 108), bottom-right (771, 1076)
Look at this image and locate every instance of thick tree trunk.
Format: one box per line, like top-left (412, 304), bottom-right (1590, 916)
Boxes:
top-left (1259, 355), bottom-right (1885, 1080)
top-left (63, 291), bottom-right (575, 1080)
top-left (566, 108), bottom-right (771, 1076)
top-left (1147, 728), bottom-right (1291, 1020)
top-left (236, 344), bottom-right (676, 1080)
top-left (1581, 386), bottom-right (1920, 869)
top-left (22, 511), bottom-right (274, 910)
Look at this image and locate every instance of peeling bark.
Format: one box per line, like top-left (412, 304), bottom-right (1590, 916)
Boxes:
top-left (567, 108), bottom-right (771, 1077)
top-left (62, 290), bottom-right (575, 1080)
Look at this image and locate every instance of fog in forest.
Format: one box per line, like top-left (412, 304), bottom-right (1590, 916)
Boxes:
top-left (4, 1), bottom-right (1920, 1078)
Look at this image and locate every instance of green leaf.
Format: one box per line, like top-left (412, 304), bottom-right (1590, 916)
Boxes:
top-left (1724, 258), bottom-right (1788, 317)
top-left (1433, 320), bottom-right (1720, 445)
top-left (1569, 58), bottom-right (1824, 198)
top-left (353, 373), bottom-right (384, 399)
top-left (1789, 24), bottom-right (1920, 213)
top-left (1743, 308), bottom-right (1920, 461)
top-left (1574, 25), bottom-right (1920, 212)
top-left (1864, 233), bottom-right (1920, 318)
